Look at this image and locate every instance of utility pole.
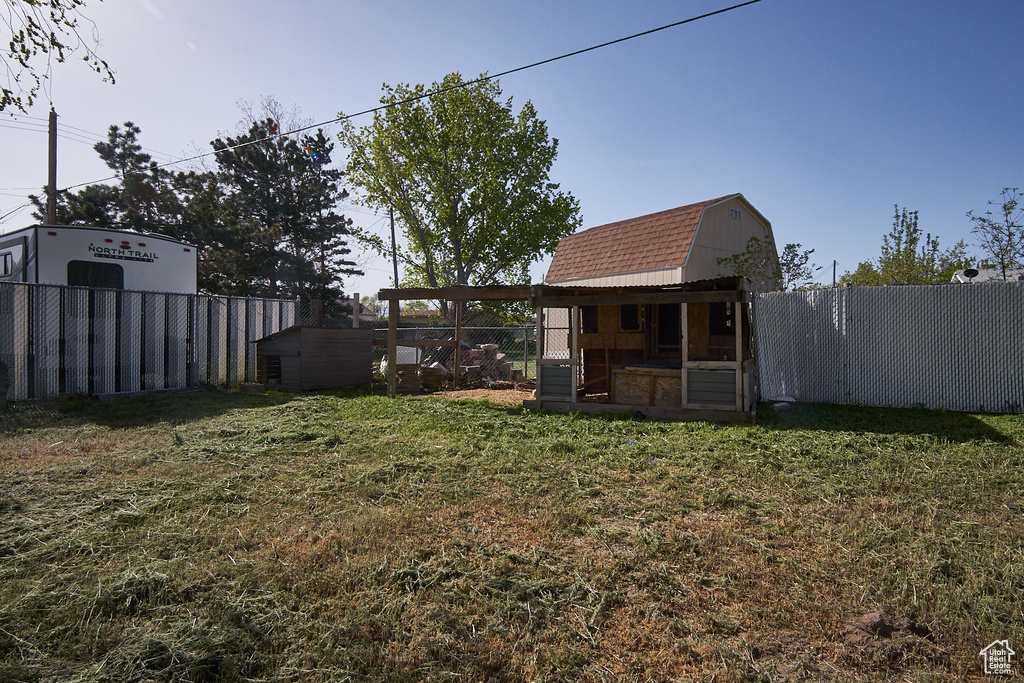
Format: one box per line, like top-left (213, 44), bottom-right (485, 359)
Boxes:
top-left (832, 260), bottom-right (837, 287)
top-left (389, 206), bottom-right (399, 288)
top-left (47, 108), bottom-right (58, 224)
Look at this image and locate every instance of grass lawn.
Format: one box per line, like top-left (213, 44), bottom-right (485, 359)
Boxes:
top-left (0, 388), bottom-right (1021, 682)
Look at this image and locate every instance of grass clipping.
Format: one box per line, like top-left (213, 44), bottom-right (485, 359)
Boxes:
top-left (0, 389), bottom-right (1021, 681)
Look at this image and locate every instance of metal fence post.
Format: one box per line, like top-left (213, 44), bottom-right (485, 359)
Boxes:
top-left (58, 286), bottom-right (66, 395)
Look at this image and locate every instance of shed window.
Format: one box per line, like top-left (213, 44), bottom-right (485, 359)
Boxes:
top-left (709, 302), bottom-right (734, 336)
top-left (0, 252), bottom-right (11, 277)
top-left (619, 304), bottom-right (642, 332)
top-left (581, 305), bottom-right (598, 333)
top-left (656, 303), bottom-right (681, 352)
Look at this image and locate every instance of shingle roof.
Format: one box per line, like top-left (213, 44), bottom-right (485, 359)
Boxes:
top-left (545, 195), bottom-right (738, 283)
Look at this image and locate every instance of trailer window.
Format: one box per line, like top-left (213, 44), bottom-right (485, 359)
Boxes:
top-left (68, 261), bottom-right (124, 289)
top-left (0, 252), bottom-right (11, 278)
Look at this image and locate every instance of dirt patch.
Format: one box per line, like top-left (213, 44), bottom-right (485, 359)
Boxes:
top-left (839, 610), bottom-right (933, 645)
top-left (837, 610), bottom-right (944, 672)
top-left (416, 388), bottom-right (534, 405)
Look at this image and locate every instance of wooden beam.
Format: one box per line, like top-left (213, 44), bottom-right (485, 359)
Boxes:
top-left (372, 338), bottom-right (458, 348)
top-left (377, 279), bottom-right (748, 305)
top-left (378, 285), bottom-right (532, 302)
top-left (532, 290), bottom-right (745, 308)
top-left (571, 305), bottom-right (579, 404)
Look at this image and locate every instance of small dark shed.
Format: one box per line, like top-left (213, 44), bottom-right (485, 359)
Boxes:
top-left (254, 326), bottom-right (373, 391)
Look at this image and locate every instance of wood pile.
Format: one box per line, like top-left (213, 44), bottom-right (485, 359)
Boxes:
top-left (460, 344), bottom-right (525, 383)
top-left (394, 364), bottom-right (422, 394)
top-left (420, 365), bottom-right (450, 392)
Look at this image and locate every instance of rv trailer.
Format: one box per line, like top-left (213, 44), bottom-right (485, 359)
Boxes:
top-left (0, 225), bottom-right (197, 294)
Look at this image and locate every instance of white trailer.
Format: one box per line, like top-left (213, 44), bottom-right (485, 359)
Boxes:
top-left (0, 224), bottom-right (197, 294)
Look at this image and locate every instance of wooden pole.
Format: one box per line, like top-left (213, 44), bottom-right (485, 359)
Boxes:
top-left (47, 108), bottom-right (57, 224)
top-left (454, 301), bottom-right (463, 388)
top-left (734, 301), bottom-right (744, 412)
top-left (387, 299), bottom-right (398, 397)
top-left (680, 303), bottom-right (688, 409)
top-left (570, 306), bottom-right (579, 404)
top-left (389, 207), bottom-right (399, 287)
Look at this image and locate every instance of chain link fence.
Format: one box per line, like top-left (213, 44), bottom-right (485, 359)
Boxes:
top-left (294, 298), bottom-right (357, 328)
top-left (371, 326), bottom-right (536, 383)
top-left (0, 282), bottom-right (297, 400)
top-left (753, 283), bottom-right (1024, 413)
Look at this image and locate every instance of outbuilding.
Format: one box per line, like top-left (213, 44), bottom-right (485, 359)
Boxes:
top-left (253, 326), bottom-right (373, 392)
top-left (545, 193), bottom-right (777, 289)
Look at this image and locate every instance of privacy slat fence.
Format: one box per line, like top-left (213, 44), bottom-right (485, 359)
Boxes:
top-left (0, 282), bottom-right (296, 400)
top-left (5, 280), bottom-right (1024, 413)
top-left (753, 283), bottom-right (1024, 413)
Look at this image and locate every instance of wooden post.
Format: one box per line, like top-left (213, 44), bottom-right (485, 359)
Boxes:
top-left (570, 306), bottom-right (579, 404)
top-left (734, 300), bottom-right (744, 412)
top-left (524, 325), bottom-right (530, 380)
top-left (454, 301), bottom-right (463, 388)
top-left (680, 302), bottom-right (688, 409)
top-left (352, 292), bottom-right (360, 328)
top-left (387, 299), bottom-right (398, 397)
top-left (535, 307), bottom-right (544, 397)
top-left (47, 108), bottom-right (57, 225)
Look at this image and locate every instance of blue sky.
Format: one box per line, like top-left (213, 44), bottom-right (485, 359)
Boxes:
top-left (2, 0), bottom-right (1022, 296)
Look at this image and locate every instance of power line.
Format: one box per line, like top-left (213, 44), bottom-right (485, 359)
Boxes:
top-left (58, 0), bottom-right (763, 193)
top-left (0, 201), bottom-right (33, 226)
top-left (3, 114), bottom-right (184, 163)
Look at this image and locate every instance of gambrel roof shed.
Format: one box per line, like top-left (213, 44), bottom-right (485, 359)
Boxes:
top-left (545, 194), bottom-right (776, 288)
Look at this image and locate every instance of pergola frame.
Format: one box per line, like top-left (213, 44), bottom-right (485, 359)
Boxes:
top-left (378, 279), bottom-right (754, 420)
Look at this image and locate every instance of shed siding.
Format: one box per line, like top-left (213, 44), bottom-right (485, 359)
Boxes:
top-left (298, 327), bottom-right (373, 390)
top-left (539, 365), bottom-right (574, 399)
top-left (547, 267), bottom-right (681, 288)
top-left (257, 335), bottom-right (301, 357)
top-left (279, 357), bottom-right (303, 391)
top-left (255, 327), bottom-right (373, 391)
top-left (686, 200), bottom-right (776, 285)
top-left (687, 369), bottom-right (735, 405)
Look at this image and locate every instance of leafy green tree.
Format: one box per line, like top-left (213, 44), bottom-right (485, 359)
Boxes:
top-left (967, 188), bottom-right (1023, 280)
top-left (779, 243), bottom-right (818, 290)
top-left (840, 206), bottom-right (972, 285)
top-left (2, 0), bottom-right (114, 112)
top-left (716, 236), bottom-right (780, 290)
top-left (339, 72), bottom-right (580, 316)
top-left (716, 236), bottom-right (814, 291)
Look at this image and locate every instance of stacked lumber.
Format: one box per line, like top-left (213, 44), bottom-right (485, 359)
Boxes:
top-left (460, 344), bottom-right (524, 383)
